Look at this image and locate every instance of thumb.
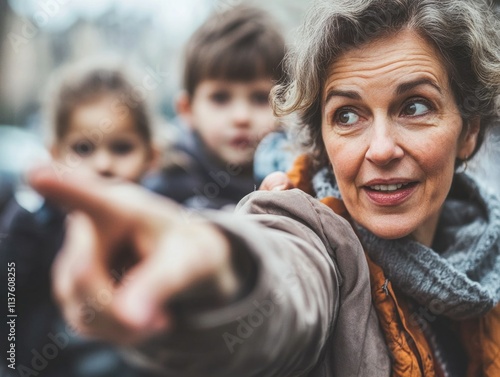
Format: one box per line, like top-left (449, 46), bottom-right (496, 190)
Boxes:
top-left (259, 171), bottom-right (294, 191)
top-left (112, 224), bottom-right (232, 336)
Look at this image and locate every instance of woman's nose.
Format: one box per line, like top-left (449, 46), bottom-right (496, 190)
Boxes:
top-left (365, 118), bottom-right (404, 166)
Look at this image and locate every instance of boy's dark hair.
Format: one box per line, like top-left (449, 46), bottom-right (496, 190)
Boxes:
top-left (183, 5), bottom-right (286, 97)
top-left (44, 57), bottom-right (153, 146)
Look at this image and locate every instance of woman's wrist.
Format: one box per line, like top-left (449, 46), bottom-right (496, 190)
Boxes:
top-left (166, 222), bottom-right (256, 315)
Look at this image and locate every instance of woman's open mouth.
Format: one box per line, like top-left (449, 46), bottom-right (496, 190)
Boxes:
top-left (363, 182), bottom-right (418, 206)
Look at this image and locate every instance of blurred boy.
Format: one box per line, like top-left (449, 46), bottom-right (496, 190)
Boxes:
top-left (145, 5), bottom-right (286, 209)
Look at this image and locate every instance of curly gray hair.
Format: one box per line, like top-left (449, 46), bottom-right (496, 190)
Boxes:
top-left (272, 0), bottom-right (500, 166)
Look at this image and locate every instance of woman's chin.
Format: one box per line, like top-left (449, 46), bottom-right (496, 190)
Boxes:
top-left (361, 222), bottom-right (414, 241)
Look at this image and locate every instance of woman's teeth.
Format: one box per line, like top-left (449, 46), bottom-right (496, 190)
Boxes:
top-left (369, 183), bottom-right (409, 191)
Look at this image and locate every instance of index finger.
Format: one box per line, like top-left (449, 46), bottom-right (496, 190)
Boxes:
top-left (29, 164), bottom-right (114, 212)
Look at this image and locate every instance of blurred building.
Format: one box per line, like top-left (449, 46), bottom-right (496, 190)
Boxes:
top-left (0, 0), bottom-right (311, 129)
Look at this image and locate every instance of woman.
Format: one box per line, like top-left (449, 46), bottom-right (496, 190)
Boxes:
top-left (29, 0), bottom-right (500, 376)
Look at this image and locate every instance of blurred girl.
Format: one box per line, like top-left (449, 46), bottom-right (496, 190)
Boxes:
top-left (1, 58), bottom-right (159, 377)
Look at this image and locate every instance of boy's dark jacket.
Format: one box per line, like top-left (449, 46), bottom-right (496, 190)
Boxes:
top-left (143, 130), bottom-right (256, 210)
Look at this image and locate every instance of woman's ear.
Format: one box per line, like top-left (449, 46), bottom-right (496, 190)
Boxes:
top-left (458, 117), bottom-right (481, 159)
top-left (175, 91), bottom-right (194, 130)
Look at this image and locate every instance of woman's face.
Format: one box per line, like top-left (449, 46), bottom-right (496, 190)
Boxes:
top-left (321, 30), bottom-right (479, 245)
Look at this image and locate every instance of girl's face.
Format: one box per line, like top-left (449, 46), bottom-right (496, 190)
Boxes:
top-left (53, 95), bottom-right (155, 183)
top-left (321, 30), bottom-right (479, 245)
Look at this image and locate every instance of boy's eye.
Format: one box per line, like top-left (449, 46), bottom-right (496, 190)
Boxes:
top-left (210, 91), bottom-right (231, 105)
top-left (250, 91), bottom-right (270, 106)
top-left (110, 141), bottom-right (135, 155)
top-left (401, 100), bottom-right (431, 116)
top-left (335, 109), bottom-right (359, 125)
top-left (71, 140), bottom-right (94, 156)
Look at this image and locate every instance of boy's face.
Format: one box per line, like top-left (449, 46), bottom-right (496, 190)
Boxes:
top-left (183, 79), bottom-right (277, 167)
top-left (52, 95), bottom-right (155, 183)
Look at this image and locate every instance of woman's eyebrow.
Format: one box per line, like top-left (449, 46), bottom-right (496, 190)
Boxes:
top-left (324, 89), bottom-right (361, 105)
top-left (395, 78), bottom-right (442, 96)
top-left (324, 78), bottom-right (442, 105)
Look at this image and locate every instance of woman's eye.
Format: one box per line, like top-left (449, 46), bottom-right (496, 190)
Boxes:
top-left (210, 91), bottom-right (230, 105)
top-left (71, 140), bottom-right (94, 156)
top-left (402, 101), bottom-right (431, 116)
top-left (335, 110), bottom-right (359, 125)
top-left (110, 141), bottom-right (134, 155)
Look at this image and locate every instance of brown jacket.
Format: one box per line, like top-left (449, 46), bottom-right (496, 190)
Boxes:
top-left (135, 187), bottom-right (391, 376)
top-left (135, 156), bottom-right (498, 376)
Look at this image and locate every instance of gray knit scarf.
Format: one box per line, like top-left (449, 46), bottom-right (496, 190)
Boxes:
top-left (312, 167), bottom-right (500, 319)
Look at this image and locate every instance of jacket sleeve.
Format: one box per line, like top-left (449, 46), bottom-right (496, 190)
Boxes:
top-left (127, 189), bottom-right (364, 377)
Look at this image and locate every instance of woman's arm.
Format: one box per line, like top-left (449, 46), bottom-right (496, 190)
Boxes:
top-left (29, 166), bottom-right (347, 376)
